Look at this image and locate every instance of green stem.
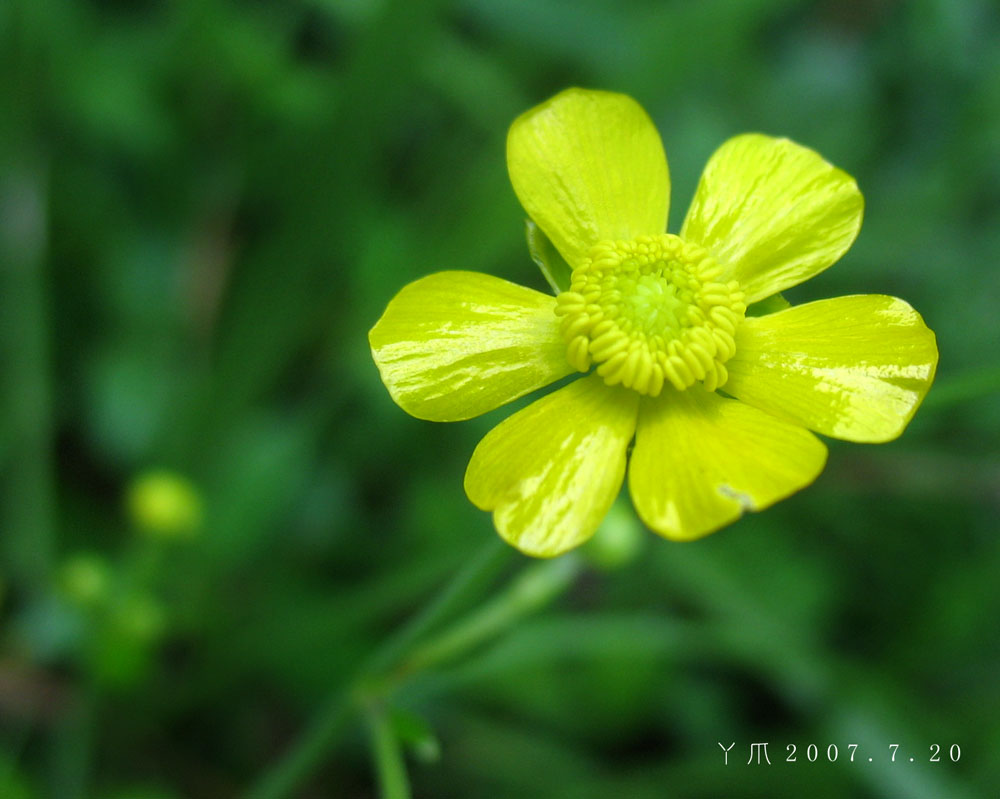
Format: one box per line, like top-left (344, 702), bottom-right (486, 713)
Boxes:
top-left (247, 544), bottom-right (584, 799)
top-left (923, 365), bottom-right (1000, 409)
top-left (47, 679), bottom-right (99, 799)
top-left (399, 553), bottom-right (582, 676)
top-left (366, 708), bottom-right (411, 799)
top-left (0, 160), bottom-right (56, 591)
top-left (245, 537), bottom-right (512, 799)
top-left (364, 537), bottom-right (512, 676)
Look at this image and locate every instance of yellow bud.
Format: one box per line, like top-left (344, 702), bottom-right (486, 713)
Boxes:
top-left (59, 553), bottom-right (112, 607)
top-left (127, 470), bottom-right (202, 539)
top-left (581, 500), bottom-right (645, 570)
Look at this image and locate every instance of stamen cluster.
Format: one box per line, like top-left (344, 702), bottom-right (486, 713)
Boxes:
top-left (554, 234), bottom-right (746, 395)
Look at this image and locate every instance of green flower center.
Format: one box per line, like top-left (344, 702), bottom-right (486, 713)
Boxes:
top-left (554, 234), bottom-right (746, 395)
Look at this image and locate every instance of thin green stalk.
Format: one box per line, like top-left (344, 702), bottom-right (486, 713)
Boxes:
top-left (46, 679), bottom-right (99, 799)
top-left (923, 364), bottom-right (1000, 409)
top-left (245, 537), bottom-right (512, 799)
top-left (366, 708), bottom-right (411, 799)
top-left (364, 537), bottom-right (512, 676)
top-left (399, 553), bottom-right (582, 676)
top-left (0, 161), bottom-right (55, 590)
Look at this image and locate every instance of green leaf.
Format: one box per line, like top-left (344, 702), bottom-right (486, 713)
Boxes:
top-left (525, 219), bottom-right (572, 294)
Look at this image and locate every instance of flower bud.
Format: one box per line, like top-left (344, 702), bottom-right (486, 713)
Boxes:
top-left (127, 470), bottom-right (202, 539)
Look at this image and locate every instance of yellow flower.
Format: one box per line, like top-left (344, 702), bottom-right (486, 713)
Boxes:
top-left (369, 88), bottom-right (938, 557)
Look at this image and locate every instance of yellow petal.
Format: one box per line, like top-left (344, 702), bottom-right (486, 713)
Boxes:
top-left (681, 134), bottom-right (863, 303)
top-left (725, 295), bottom-right (938, 442)
top-left (369, 271), bottom-right (572, 421)
top-left (465, 374), bottom-right (638, 557)
top-left (507, 88), bottom-right (670, 270)
top-left (629, 389), bottom-right (827, 541)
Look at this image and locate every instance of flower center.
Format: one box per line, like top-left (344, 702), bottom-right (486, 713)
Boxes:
top-left (554, 234), bottom-right (746, 395)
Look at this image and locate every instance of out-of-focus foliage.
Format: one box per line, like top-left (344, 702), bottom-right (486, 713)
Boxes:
top-left (1, 0), bottom-right (997, 797)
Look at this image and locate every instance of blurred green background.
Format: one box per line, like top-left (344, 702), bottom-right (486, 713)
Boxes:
top-left (2, 0), bottom-right (999, 797)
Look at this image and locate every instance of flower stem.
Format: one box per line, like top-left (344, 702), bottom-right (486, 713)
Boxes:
top-left (923, 364), bottom-right (1000, 409)
top-left (364, 537), bottom-right (513, 677)
top-left (398, 553), bottom-right (582, 676)
top-left (47, 678), bottom-right (99, 799)
top-left (0, 160), bottom-right (56, 591)
top-left (366, 707), bottom-right (411, 799)
top-left (245, 537), bottom-right (513, 799)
